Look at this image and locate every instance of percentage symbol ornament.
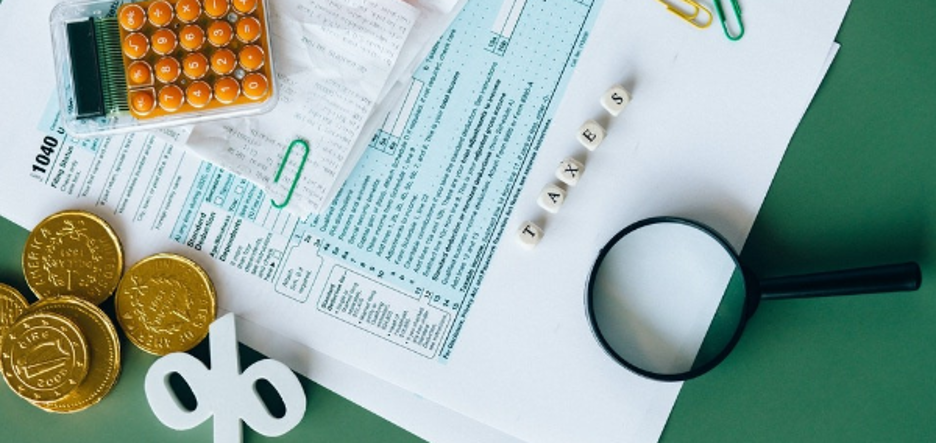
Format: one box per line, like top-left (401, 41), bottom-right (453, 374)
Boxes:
top-left (145, 313), bottom-right (306, 442)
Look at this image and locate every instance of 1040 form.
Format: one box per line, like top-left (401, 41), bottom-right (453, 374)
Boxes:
top-left (29, 0), bottom-right (600, 362)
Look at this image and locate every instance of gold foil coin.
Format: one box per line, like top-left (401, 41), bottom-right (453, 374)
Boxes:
top-left (0, 283), bottom-right (29, 340)
top-left (23, 210), bottom-right (124, 305)
top-left (1, 312), bottom-right (89, 403)
top-left (25, 297), bottom-right (121, 413)
top-left (115, 253), bottom-right (217, 355)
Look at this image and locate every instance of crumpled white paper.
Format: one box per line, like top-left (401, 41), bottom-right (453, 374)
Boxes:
top-left (185, 0), bottom-right (464, 216)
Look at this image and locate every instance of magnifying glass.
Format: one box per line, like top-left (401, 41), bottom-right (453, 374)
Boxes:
top-left (585, 216), bottom-right (921, 381)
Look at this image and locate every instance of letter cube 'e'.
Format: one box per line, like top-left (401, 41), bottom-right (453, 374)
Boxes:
top-left (516, 221), bottom-right (544, 249)
top-left (556, 157), bottom-right (585, 186)
top-left (577, 120), bottom-right (606, 151)
top-left (601, 84), bottom-right (631, 116)
top-left (537, 184), bottom-right (567, 214)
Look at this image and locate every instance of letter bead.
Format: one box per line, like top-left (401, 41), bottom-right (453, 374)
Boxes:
top-left (516, 221), bottom-right (544, 249)
top-left (556, 157), bottom-right (585, 187)
top-left (601, 84), bottom-right (631, 116)
top-left (577, 120), bottom-right (606, 151)
top-left (537, 184), bottom-right (567, 214)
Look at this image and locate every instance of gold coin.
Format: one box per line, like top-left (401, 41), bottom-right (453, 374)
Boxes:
top-left (23, 211), bottom-right (124, 305)
top-left (115, 253), bottom-right (216, 355)
top-left (1, 312), bottom-right (89, 403)
top-left (0, 283), bottom-right (28, 340)
top-left (25, 297), bottom-right (120, 413)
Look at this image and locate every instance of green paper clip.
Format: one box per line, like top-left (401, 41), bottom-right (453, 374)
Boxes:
top-left (270, 139), bottom-right (310, 209)
top-left (713, 0), bottom-right (744, 41)
top-left (656, 0), bottom-right (713, 29)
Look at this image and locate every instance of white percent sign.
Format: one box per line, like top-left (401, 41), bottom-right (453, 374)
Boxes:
top-left (145, 313), bottom-right (306, 442)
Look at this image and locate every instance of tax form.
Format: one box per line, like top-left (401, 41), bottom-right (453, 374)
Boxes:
top-left (3, 0), bottom-right (627, 439)
top-left (21, 0), bottom-right (605, 362)
top-left (0, 0), bottom-right (852, 441)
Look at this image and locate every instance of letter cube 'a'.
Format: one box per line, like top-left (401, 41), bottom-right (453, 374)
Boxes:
top-left (537, 184), bottom-right (567, 214)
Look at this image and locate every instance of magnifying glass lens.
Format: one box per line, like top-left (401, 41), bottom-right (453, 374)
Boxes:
top-left (590, 222), bottom-right (748, 378)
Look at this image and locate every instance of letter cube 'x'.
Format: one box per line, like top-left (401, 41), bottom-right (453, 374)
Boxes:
top-left (556, 157), bottom-right (585, 187)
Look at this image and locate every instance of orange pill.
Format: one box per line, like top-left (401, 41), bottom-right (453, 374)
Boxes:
top-left (182, 52), bottom-right (209, 79)
top-left (127, 61), bottom-right (153, 87)
top-left (238, 45), bottom-right (265, 71)
top-left (158, 85), bottom-right (185, 112)
top-left (242, 73), bottom-right (268, 100)
top-left (186, 81), bottom-right (213, 108)
top-left (204, 0), bottom-right (229, 19)
top-left (129, 88), bottom-right (157, 115)
top-left (210, 48), bottom-right (236, 75)
top-left (154, 57), bottom-right (181, 83)
top-left (236, 16), bottom-right (261, 43)
top-left (179, 25), bottom-right (205, 51)
top-left (207, 21), bottom-right (233, 47)
top-left (151, 28), bottom-right (177, 55)
top-left (122, 33), bottom-right (149, 60)
top-left (214, 77), bottom-right (241, 104)
top-left (118, 4), bottom-right (146, 32)
top-left (176, 0), bottom-right (201, 23)
top-left (147, 0), bottom-right (174, 27)
top-left (232, 0), bottom-right (258, 14)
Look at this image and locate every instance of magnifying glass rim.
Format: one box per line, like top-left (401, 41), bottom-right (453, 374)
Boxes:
top-left (585, 216), bottom-right (757, 382)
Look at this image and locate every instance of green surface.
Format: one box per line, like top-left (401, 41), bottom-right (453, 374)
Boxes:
top-left (664, 0), bottom-right (936, 441)
top-left (2, 0), bottom-right (935, 441)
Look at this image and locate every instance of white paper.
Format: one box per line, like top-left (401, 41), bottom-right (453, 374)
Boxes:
top-left (278, 1), bottom-right (851, 440)
top-left (238, 40), bottom-right (843, 443)
top-left (0, 0), bottom-right (602, 440)
top-left (0, 0), bottom-right (851, 442)
top-left (186, 0), bottom-right (417, 215)
top-left (186, 0), bottom-right (466, 216)
top-left (234, 314), bottom-right (521, 442)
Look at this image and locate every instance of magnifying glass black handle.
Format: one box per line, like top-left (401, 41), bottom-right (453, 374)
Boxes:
top-left (759, 262), bottom-right (921, 300)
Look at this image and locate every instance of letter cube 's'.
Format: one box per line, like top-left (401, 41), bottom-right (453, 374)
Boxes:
top-left (601, 84), bottom-right (631, 116)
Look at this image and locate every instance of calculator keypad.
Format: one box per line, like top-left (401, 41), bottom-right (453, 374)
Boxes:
top-left (175, 0), bottom-right (201, 23)
top-left (118, 4), bottom-right (146, 31)
top-left (239, 45), bottom-right (264, 71)
top-left (158, 85), bottom-right (185, 111)
top-left (242, 73), bottom-right (268, 100)
top-left (154, 57), bottom-right (181, 83)
top-left (117, 0), bottom-right (273, 119)
top-left (147, 1), bottom-right (174, 27)
top-left (127, 61), bottom-right (154, 86)
top-left (182, 52), bottom-right (209, 79)
top-left (204, 0), bottom-right (228, 19)
top-left (207, 21), bottom-right (233, 46)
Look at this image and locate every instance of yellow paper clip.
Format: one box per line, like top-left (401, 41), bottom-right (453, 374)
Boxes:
top-left (656, 0), bottom-right (713, 29)
top-left (713, 0), bottom-right (744, 40)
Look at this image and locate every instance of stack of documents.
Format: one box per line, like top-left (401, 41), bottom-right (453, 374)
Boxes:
top-left (0, 0), bottom-right (850, 441)
top-left (184, 0), bottom-right (465, 216)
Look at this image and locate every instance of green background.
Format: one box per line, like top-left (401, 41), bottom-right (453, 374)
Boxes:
top-left (2, 0), bottom-right (934, 441)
